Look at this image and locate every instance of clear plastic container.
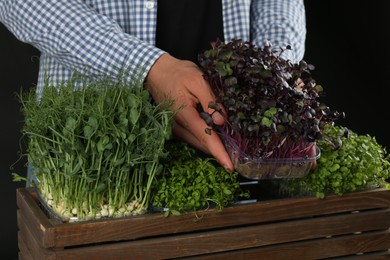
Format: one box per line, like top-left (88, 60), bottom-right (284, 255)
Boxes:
top-left (223, 139), bottom-right (320, 180)
top-left (35, 188), bottom-right (68, 222)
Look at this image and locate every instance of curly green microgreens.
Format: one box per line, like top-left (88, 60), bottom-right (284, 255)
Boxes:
top-left (153, 141), bottom-right (249, 217)
top-left (289, 125), bottom-right (390, 198)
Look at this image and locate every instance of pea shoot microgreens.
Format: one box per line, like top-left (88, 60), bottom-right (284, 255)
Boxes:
top-left (15, 76), bottom-right (175, 222)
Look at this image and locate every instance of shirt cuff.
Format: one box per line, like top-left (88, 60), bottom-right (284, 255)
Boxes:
top-left (121, 38), bottom-right (166, 85)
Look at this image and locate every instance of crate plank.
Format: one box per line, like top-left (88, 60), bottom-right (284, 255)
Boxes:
top-left (186, 230), bottom-right (390, 260)
top-left (33, 208), bottom-right (390, 259)
top-left (16, 187), bottom-right (390, 249)
top-left (16, 188), bottom-right (57, 248)
top-left (16, 187), bottom-right (390, 259)
top-left (18, 230), bottom-right (33, 260)
top-left (18, 210), bottom-right (55, 260)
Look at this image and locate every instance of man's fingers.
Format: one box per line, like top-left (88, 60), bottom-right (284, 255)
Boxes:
top-left (172, 124), bottom-right (208, 154)
top-left (174, 106), bottom-right (234, 171)
top-left (309, 144), bottom-right (318, 170)
top-left (184, 75), bottom-right (227, 126)
top-left (210, 107), bottom-right (226, 126)
top-left (145, 54), bottom-right (233, 170)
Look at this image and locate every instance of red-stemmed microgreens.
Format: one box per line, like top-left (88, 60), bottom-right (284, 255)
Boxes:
top-left (198, 39), bottom-right (343, 160)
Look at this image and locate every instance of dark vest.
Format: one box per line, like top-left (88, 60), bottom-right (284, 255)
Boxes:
top-left (156, 0), bottom-right (224, 65)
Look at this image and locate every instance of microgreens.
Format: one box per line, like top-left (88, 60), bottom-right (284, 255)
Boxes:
top-left (288, 125), bottom-right (390, 198)
top-left (198, 39), bottom-right (343, 160)
top-left (16, 76), bottom-right (175, 221)
top-left (153, 141), bottom-right (249, 217)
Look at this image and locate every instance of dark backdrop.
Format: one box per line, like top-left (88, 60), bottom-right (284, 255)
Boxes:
top-left (1, 1), bottom-right (389, 258)
top-left (304, 1), bottom-right (390, 148)
top-left (0, 22), bottom-right (40, 259)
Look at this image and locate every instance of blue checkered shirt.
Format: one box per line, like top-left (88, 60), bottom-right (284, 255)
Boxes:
top-left (0, 0), bottom-right (306, 93)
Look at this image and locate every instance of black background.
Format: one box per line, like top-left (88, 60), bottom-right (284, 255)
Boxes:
top-left (1, 1), bottom-right (389, 258)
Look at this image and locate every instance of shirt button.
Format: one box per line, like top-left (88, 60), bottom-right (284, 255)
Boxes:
top-left (145, 1), bottom-right (154, 9)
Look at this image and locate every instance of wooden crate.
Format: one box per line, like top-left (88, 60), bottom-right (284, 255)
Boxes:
top-left (17, 186), bottom-right (390, 259)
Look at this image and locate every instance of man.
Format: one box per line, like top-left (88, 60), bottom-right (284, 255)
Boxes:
top-left (0, 0), bottom-right (306, 172)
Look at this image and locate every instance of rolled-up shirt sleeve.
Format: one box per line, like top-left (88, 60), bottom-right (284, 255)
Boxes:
top-left (0, 0), bottom-right (164, 85)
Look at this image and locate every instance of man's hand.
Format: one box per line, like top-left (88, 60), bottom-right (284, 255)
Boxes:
top-left (146, 54), bottom-right (234, 172)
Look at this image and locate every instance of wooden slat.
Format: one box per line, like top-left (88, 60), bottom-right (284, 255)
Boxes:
top-left (336, 250), bottom-right (390, 259)
top-left (16, 188), bottom-right (57, 248)
top-left (43, 208), bottom-right (390, 259)
top-left (17, 211), bottom-right (36, 258)
top-left (18, 230), bottom-right (33, 260)
top-left (186, 230), bottom-right (390, 260)
top-left (17, 187), bottom-right (390, 249)
top-left (17, 210), bottom-right (55, 260)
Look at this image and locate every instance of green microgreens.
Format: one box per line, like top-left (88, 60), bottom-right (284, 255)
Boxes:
top-left (287, 125), bottom-right (390, 198)
top-left (15, 76), bottom-right (175, 221)
top-left (153, 141), bottom-right (249, 217)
